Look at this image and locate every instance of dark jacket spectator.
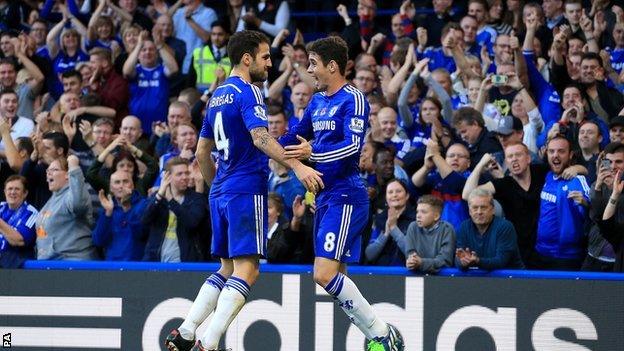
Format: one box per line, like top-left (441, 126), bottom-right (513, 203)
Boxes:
top-left (92, 171), bottom-right (149, 261)
top-left (142, 158), bottom-right (207, 262)
top-left (456, 188), bottom-right (524, 270)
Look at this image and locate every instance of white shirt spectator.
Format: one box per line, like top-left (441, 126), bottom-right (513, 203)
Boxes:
top-left (172, 3), bottom-right (217, 74)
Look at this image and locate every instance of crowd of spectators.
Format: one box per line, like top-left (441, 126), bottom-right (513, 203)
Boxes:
top-left (0, 0), bottom-right (623, 274)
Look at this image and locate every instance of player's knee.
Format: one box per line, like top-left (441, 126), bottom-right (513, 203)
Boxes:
top-left (313, 269), bottom-right (333, 288)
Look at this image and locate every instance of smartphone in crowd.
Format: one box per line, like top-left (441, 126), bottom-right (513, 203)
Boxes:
top-left (491, 75), bottom-right (508, 86)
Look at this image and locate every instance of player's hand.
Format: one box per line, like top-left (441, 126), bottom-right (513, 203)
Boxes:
top-left (293, 163), bottom-right (324, 194)
top-left (284, 135), bottom-right (311, 160)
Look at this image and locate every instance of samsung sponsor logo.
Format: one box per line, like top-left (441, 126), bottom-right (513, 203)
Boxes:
top-left (313, 120), bottom-right (336, 132)
top-left (541, 191), bottom-right (557, 203)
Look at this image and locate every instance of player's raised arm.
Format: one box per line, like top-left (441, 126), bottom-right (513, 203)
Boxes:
top-left (195, 137), bottom-right (216, 186)
top-left (250, 126), bottom-right (324, 192)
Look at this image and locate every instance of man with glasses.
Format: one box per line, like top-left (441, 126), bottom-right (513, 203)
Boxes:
top-left (353, 67), bottom-right (378, 96)
top-left (452, 106), bottom-right (502, 169)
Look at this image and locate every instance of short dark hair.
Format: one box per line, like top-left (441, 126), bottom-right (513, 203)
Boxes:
top-left (604, 142), bottom-right (624, 155)
top-left (546, 134), bottom-right (572, 151)
top-left (0, 58), bottom-right (16, 70)
top-left (580, 120), bottom-right (601, 136)
top-left (61, 69), bottom-right (82, 82)
top-left (112, 150), bottom-right (138, 180)
top-left (4, 174), bottom-right (27, 190)
top-left (469, 0), bottom-right (490, 9)
top-left (227, 30), bottom-right (270, 66)
top-left (267, 104), bottom-right (285, 117)
top-left (31, 19), bottom-right (48, 29)
top-left (211, 20), bottom-right (231, 34)
top-left (565, 0), bottom-right (582, 6)
top-left (417, 194), bottom-right (444, 213)
top-left (0, 30), bottom-right (18, 39)
top-left (452, 106), bottom-right (485, 128)
top-left (442, 22), bottom-right (462, 39)
top-left (292, 44), bottom-right (307, 54)
top-left (16, 136), bottom-right (34, 155)
top-left (581, 52), bottom-right (603, 67)
top-left (373, 143), bottom-right (395, 163)
top-left (42, 131), bottom-right (70, 157)
top-left (0, 88), bottom-right (17, 99)
top-left (306, 36), bottom-right (349, 76)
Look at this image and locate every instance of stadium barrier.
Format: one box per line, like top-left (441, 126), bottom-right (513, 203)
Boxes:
top-left (0, 261), bottom-right (622, 350)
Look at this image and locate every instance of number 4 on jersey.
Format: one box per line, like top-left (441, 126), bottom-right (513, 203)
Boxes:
top-left (214, 111), bottom-right (230, 160)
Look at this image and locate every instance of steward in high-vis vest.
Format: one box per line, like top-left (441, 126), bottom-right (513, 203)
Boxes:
top-left (191, 46), bottom-right (231, 91)
top-left (188, 21), bottom-right (231, 92)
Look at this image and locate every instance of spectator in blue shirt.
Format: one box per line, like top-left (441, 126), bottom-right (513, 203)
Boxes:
top-left (417, 22), bottom-right (461, 74)
top-left (92, 170), bottom-right (149, 261)
top-left (0, 175), bottom-right (38, 268)
top-left (532, 136), bottom-right (590, 270)
top-left (455, 187), bottom-right (524, 270)
top-left (412, 141), bottom-right (472, 230)
top-left (123, 30), bottom-right (179, 135)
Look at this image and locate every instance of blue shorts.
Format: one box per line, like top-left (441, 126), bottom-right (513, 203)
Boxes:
top-left (314, 201), bottom-right (368, 263)
top-left (210, 193), bottom-right (267, 259)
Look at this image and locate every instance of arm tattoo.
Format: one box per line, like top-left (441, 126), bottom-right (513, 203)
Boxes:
top-left (251, 127), bottom-right (272, 148)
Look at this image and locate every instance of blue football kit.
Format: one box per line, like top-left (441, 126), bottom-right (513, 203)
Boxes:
top-left (200, 76), bottom-right (269, 259)
top-left (280, 84), bottom-right (369, 263)
top-left (536, 173), bottom-right (590, 260)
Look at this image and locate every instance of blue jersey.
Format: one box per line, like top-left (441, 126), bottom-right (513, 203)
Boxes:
top-left (385, 134), bottom-right (411, 161)
top-left (0, 201), bottom-right (38, 253)
top-left (200, 76), bottom-right (269, 196)
top-left (419, 47), bottom-right (456, 74)
top-left (426, 170), bottom-right (470, 230)
top-left (280, 84), bottom-right (369, 204)
top-left (51, 50), bottom-right (89, 99)
top-left (129, 64), bottom-right (170, 134)
top-left (536, 172), bottom-right (589, 260)
top-left (476, 26), bottom-right (497, 55)
top-left (523, 50), bottom-right (561, 126)
top-left (607, 47), bottom-right (624, 74)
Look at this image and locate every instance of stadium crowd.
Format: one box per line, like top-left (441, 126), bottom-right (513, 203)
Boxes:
top-left (0, 0), bottom-right (623, 273)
